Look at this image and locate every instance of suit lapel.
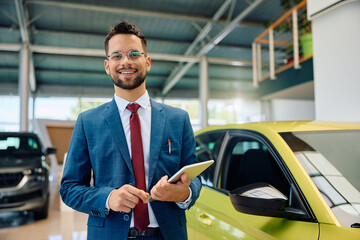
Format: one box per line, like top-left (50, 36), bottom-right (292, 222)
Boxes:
top-left (148, 99), bottom-right (166, 188)
top-left (104, 99), bottom-right (133, 176)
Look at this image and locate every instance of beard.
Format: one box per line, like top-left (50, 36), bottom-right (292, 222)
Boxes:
top-left (110, 69), bottom-right (146, 90)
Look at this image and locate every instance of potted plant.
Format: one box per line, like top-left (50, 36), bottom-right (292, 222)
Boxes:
top-left (298, 8), bottom-right (312, 57)
top-left (280, 0), bottom-right (313, 58)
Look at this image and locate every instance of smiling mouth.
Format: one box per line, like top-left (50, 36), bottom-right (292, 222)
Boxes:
top-left (118, 70), bottom-right (137, 74)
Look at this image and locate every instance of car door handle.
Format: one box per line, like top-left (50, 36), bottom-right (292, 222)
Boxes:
top-left (197, 213), bottom-right (212, 226)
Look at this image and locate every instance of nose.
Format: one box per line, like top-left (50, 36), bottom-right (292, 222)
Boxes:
top-left (119, 54), bottom-right (132, 65)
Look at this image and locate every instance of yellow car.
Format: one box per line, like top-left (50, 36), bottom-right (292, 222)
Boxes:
top-left (186, 121), bottom-right (360, 240)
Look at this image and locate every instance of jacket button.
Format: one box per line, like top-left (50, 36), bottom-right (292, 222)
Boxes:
top-left (123, 214), bottom-right (130, 221)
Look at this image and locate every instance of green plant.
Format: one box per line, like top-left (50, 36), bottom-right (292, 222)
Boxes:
top-left (280, 0), bottom-right (311, 35)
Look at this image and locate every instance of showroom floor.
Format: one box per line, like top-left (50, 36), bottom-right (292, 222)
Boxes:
top-left (0, 182), bottom-right (88, 240)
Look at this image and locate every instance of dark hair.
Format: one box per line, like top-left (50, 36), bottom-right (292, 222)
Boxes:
top-left (104, 21), bottom-right (147, 56)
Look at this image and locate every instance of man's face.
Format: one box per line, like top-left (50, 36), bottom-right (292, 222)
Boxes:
top-left (104, 34), bottom-right (151, 90)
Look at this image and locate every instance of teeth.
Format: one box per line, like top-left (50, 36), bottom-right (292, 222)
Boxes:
top-left (120, 71), bottom-right (135, 74)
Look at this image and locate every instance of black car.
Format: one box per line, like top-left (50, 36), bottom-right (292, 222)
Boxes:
top-left (0, 132), bottom-right (56, 219)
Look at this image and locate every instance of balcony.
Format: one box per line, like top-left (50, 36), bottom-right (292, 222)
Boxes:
top-left (252, 0), bottom-right (313, 98)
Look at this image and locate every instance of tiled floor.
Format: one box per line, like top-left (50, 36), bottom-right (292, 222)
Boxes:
top-left (0, 182), bottom-right (88, 240)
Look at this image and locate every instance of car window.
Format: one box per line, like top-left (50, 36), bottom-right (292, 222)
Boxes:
top-left (219, 135), bottom-right (310, 219)
top-left (196, 131), bottom-right (225, 187)
top-left (0, 136), bottom-right (42, 156)
top-left (281, 130), bottom-right (360, 227)
top-left (219, 137), bottom-right (288, 192)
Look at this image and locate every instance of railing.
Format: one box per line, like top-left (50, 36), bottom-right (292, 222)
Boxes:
top-left (252, 0), bottom-right (312, 87)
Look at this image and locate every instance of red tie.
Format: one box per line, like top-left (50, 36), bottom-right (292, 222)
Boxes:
top-left (127, 103), bottom-right (149, 232)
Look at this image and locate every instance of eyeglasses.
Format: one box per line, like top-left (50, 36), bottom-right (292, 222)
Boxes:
top-left (107, 50), bottom-right (144, 61)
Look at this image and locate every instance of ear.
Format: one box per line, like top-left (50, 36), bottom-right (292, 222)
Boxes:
top-left (146, 56), bottom-right (151, 72)
top-left (104, 59), bottom-right (110, 75)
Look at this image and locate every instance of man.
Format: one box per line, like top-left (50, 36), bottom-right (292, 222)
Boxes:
top-left (60, 21), bottom-right (201, 240)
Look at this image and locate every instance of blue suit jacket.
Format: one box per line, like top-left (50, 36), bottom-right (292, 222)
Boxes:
top-left (60, 98), bottom-right (201, 240)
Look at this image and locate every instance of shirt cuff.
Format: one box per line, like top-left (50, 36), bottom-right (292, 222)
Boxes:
top-left (175, 187), bottom-right (192, 209)
top-left (105, 190), bottom-right (114, 215)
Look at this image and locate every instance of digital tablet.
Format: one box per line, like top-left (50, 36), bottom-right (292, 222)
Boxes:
top-left (167, 159), bottom-right (214, 183)
top-left (148, 160), bottom-right (214, 202)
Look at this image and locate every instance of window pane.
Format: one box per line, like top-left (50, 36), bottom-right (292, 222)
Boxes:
top-left (220, 137), bottom-right (290, 197)
top-left (281, 130), bottom-right (360, 227)
top-left (196, 131), bottom-right (225, 187)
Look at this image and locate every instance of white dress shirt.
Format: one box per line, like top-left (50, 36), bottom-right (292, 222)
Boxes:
top-left (106, 91), bottom-right (191, 228)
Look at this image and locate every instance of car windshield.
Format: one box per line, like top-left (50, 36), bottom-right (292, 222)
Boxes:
top-left (0, 136), bottom-right (42, 156)
top-left (281, 130), bottom-right (360, 228)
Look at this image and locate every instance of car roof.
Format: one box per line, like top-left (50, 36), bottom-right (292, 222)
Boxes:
top-left (196, 120), bottom-right (360, 135)
top-left (0, 132), bottom-right (39, 138)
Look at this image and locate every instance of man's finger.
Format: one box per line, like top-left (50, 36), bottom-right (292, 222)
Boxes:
top-left (178, 173), bottom-right (190, 186)
top-left (122, 197), bottom-right (139, 209)
top-left (126, 185), bottom-right (150, 203)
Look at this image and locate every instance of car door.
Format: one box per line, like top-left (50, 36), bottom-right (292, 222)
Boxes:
top-left (187, 130), bottom-right (319, 239)
top-left (187, 130), bottom-right (225, 239)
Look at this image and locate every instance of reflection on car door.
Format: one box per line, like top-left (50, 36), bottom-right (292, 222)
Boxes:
top-left (188, 131), bottom-right (319, 239)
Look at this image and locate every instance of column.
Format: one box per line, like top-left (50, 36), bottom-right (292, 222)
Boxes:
top-left (199, 56), bottom-right (209, 128)
top-left (19, 43), bottom-right (30, 131)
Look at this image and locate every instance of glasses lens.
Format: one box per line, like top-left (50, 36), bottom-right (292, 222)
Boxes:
top-left (109, 51), bottom-right (143, 61)
top-left (128, 51), bottom-right (142, 60)
top-left (110, 52), bottom-right (123, 60)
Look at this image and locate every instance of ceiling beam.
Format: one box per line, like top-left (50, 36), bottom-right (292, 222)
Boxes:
top-left (0, 26), bottom-right (253, 52)
top-left (199, 0), bottom-right (264, 56)
top-left (14, 0), bottom-right (36, 92)
top-left (185, 0), bottom-right (233, 56)
top-left (14, 0), bottom-right (29, 43)
top-left (0, 67), bottom-right (252, 83)
top-left (0, 82), bottom-right (257, 100)
top-left (161, 0), bottom-right (264, 96)
top-left (208, 57), bottom-right (252, 67)
top-left (161, 0), bottom-right (233, 93)
top-left (0, 6), bottom-right (19, 26)
top-left (0, 43), bottom-right (22, 52)
top-left (29, 28), bottom-right (253, 51)
top-left (0, 43), bottom-right (253, 66)
top-left (27, 0), bottom-right (265, 28)
top-left (30, 45), bottom-right (104, 57)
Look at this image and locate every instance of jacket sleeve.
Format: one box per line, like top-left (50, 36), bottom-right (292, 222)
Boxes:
top-left (181, 112), bottom-right (202, 209)
top-left (59, 114), bottom-right (113, 218)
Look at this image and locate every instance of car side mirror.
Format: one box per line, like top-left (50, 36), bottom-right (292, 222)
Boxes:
top-left (45, 147), bottom-right (57, 155)
top-left (229, 182), bottom-right (306, 220)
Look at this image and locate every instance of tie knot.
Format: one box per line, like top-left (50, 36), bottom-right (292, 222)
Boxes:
top-left (127, 103), bottom-right (140, 113)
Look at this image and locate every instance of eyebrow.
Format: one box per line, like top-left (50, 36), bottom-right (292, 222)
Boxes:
top-left (110, 49), bottom-right (138, 54)
top-left (109, 51), bottom-right (122, 55)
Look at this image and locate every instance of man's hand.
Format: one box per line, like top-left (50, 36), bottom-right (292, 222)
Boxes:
top-left (150, 173), bottom-right (191, 202)
top-left (108, 184), bottom-right (149, 213)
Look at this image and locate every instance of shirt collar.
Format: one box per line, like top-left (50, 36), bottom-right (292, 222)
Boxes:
top-left (114, 91), bottom-right (150, 113)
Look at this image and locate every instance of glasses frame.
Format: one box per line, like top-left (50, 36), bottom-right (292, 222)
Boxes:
top-left (107, 50), bottom-right (145, 61)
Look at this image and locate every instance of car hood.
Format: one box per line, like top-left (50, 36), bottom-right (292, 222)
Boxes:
top-left (0, 155), bottom-right (42, 169)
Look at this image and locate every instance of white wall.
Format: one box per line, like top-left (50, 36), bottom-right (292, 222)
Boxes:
top-left (311, 1), bottom-right (360, 121)
top-left (33, 118), bottom-right (75, 184)
top-left (267, 99), bottom-right (315, 121)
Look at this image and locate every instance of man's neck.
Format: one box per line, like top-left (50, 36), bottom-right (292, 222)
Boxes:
top-left (114, 84), bottom-right (146, 102)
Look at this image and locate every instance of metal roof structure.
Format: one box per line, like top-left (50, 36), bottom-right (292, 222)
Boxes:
top-left (0, 0), bottom-right (285, 100)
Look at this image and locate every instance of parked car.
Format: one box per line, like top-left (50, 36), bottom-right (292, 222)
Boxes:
top-left (186, 121), bottom-right (360, 239)
top-left (0, 132), bottom-right (56, 219)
